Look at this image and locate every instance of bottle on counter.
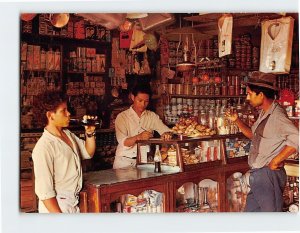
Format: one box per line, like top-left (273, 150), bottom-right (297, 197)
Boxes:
top-left (154, 145), bottom-right (162, 173)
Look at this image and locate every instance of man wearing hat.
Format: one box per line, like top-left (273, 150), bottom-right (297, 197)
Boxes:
top-left (226, 71), bottom-right (299, 212)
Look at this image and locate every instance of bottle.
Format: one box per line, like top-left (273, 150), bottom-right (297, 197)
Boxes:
top-left (208, 108), bottom-right (215, 130)
top-left (154, 145), bottom-right (162, 173)
top-left (70, 116), bottom-right (101, 127)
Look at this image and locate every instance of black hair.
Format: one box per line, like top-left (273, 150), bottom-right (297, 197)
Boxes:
top-left (38, 91), bottom-right (68, 125)
top-left (247, 84), bottom-right (278, 99)
top-left (131, 83), bottom-right (152, 97)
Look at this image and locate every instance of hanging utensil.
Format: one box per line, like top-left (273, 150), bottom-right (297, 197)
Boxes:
top-left (50, 13), bottom-right (70, 28)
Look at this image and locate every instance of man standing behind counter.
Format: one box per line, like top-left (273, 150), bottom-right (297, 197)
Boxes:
top-left (113, 84), bottom-right (172, 169)
top-left (226, 71), bottom-right (299, 212)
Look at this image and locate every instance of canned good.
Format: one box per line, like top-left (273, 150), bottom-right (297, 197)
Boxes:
top-left (235, 86), bottom-right (241, 96)
top-left (192, 85), bottom-right (199, 95)
top-left (184, 84), bottom-right (192, 95)
top-left (222, 85), bottom-right (228, 96)
top-left (168, 84), bottom-right (175, 94)
top-left (175, 84), bottom-right (184, 94)
top-left (229, 85), bottom-right (235, 96)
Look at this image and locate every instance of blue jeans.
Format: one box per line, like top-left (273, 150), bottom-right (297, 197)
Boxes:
top-left (244, 167), bottom-right (286, 212)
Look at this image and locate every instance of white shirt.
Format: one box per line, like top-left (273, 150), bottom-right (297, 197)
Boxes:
top-left (32, 129), bottom-right (92, 213)
top-left (113, 106), bottom-right (170, 168)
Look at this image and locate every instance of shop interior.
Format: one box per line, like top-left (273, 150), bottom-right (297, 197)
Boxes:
top-left (20, 13), bottom-right (299, 213)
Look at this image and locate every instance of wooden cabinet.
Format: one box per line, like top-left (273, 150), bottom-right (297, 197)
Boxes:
top-left (83, 167), bottom-right (179, 213)
top-left (20, 173), bottom-right (37, 212)
top-left (20, 133), bottom-right (40, 212)
top-left (82, 159), bottom-right (250, 213)
top-left (81, 134), bottom-right (252, 213)
top-left (82, 159), bottom-right (298, 213)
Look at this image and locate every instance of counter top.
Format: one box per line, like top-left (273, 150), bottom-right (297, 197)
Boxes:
top-left (136, 133), bottom-right (247, 144)
top-left (83, 164), bottom-right (181, 187)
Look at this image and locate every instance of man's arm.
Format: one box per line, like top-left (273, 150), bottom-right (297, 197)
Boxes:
top-left (268, 145), bottom-right (297, 170)
top-left (84, 125), bottom-right (96, 158)
top-left (124, 131), bottom-right (152, 147)
top-left (42, 197), bottom-right (62, 213)
top-left (225, 111), bottom-right (253, 139)
top-left (234, 117), bottom-right (253, 139)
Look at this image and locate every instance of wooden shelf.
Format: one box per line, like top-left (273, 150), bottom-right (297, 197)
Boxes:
top-left (22, 32), bottom-right (111, 47)
top-left (226, 156), bottom-right (248, 164)
top-left (169, 94), bottom-right (246, 99)
top-left (137, 133), bottom-right (247, 144)
top-left (184, 160), bottom-right (222, 171)
top-left (67, 71), bottom-right (106, 75)
top-left (23, 69), bottom-right (61, 73)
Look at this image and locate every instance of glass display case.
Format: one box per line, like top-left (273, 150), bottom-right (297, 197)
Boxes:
top-left (176, 179), bottom-right (219, 212)
top-left (136, 134), bottom-right (248, 172)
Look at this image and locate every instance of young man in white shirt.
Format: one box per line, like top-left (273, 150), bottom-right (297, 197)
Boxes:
top-left (32, 91), bottom-right (97, 213)
top-left (113, 84), bottom-right (172, 169)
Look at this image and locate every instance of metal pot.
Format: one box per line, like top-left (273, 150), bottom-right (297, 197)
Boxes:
top-left (176, 62), bottom-right (195, 72)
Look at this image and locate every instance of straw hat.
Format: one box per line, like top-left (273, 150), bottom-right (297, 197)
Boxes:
top-left (247, 71), bottom-right (278, 90)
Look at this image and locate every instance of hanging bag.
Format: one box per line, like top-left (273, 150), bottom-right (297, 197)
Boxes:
top-left (218, 14), bottom-right (233, 57)
top-left (259, 16), bottom-right (294, 74)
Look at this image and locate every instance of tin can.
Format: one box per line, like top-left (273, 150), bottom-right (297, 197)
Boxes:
top-left (221, 85), bottom-right (228, 96)
top-left (229, 85), bottom-right (235, 96)
top-left (168, 84), bottom-right (175, 94)
top-left (192, 84), bottom-right (199, 95)
top-left (235, 85), bottom-right (241, 96)
top-left (175, 84), bottom-right (184, 94)
top-left (199, 86), bottom-right (205, 95)
top-left (184, 84), bottom-right (192, 95)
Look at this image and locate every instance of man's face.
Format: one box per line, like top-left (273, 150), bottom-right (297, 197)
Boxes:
top-left (246, 87), bottom-right (263, 108)
top-left (49, 102), bottom-right (70, 127)
top-left (131, 93), bottom-right (150, 114)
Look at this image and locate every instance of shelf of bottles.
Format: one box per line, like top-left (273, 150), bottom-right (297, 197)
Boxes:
top-left (164, 97), bottom-right (257, 135)
top-left (162, 74), bottom-right (248, 97)
top-left (176, 179), bottom-right (219, 212)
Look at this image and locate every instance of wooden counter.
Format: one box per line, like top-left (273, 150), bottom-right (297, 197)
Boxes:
top-left (82, 159), bottom-right (250, 213)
